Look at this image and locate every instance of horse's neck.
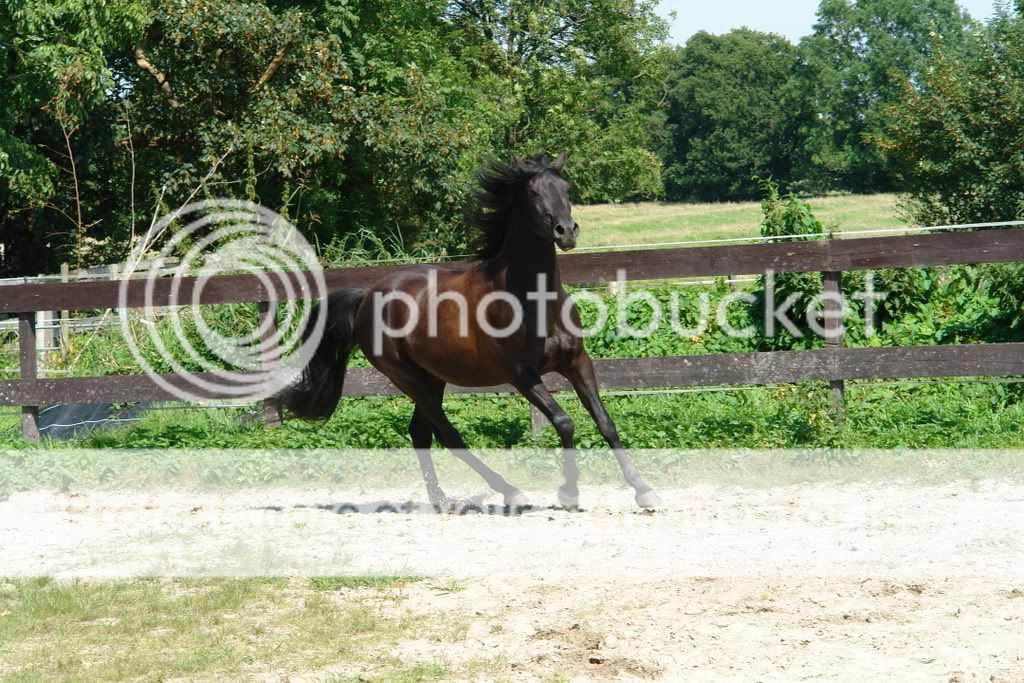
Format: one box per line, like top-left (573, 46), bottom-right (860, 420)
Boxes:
top-left (498, 215), bottom-right (560, 292)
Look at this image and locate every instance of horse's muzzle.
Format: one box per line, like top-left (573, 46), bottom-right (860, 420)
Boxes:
top-left (554, 222), bottom-right (579, 250)
top-left (555, 234), bottom-right (577, 251)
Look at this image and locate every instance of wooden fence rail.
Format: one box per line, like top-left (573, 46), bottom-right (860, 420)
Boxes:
top-left (2, 228), bottom-right (1023, 442)
top-left (3, 229), bottom-right (1024, 315)
top-left (1, 343), bottom-right (1021, 407)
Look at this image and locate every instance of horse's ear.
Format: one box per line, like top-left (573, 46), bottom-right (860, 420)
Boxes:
top-left (552, 151), bottom-right (568, 174)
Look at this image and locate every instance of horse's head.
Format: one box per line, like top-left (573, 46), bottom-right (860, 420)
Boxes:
top-left (522, 152), bottom-right (579, 251)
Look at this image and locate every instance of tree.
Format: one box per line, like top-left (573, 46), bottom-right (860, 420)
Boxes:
top-left (874, 9), bottom-right (1024, 225)
top-left (443, 0), bottom-right (670, 202)
top-left (661, 29), bottom-right (813, 202)
top-left (0, 0), bottom-right (672, 277)
top-left (0, 0), bottom-right (365, 275)
top-left (801, 0), bottom-right (972, 191)
top-left (0, 0), bottom-right (149, 273)
top-left (0, 0), bottom-right (491, 274)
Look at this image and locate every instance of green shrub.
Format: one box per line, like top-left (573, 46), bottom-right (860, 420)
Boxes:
top-left (751, 179), bottom-right (824, 348)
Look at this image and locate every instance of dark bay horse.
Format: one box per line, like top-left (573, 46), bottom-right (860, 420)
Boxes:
top-left (283, 153), bottom-right (661, 510)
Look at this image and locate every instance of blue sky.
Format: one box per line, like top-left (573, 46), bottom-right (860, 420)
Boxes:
top-left (657, 0), bottom-right (1002, 44)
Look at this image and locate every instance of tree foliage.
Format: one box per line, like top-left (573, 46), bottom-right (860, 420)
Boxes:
top-left (0, 0), bottom-right (668, 276)
top-left (801, 0), bottom-right (972, 191)
top-left (875, 9), bottom-right (1024, 225)
top-left (662, 29), bottom-right (812, 201)
top-left (442, 0), bottom-right (669, 202)
top-left (0, 0), bottom-right (150, 269)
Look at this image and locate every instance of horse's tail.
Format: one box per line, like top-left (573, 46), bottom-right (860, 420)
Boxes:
top-left (281, 287), bottom-right (366, 421)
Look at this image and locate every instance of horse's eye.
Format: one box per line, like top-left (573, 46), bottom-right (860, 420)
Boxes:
top-left (529, 190), bottom-right (540, 199)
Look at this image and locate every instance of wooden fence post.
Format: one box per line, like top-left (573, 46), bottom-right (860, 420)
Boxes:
top-left (18, 313), bottom-right (40, 442)
top-left (37, 310), bottom-right (53, 358)
top-left (258, 301), bottom-right (283, 427)
top-left (530, 405), bottom-right (546, 432)
top-left (59, 263), bottom-right (70, 350)
top-left (822, 270), bottom-right (845, 417)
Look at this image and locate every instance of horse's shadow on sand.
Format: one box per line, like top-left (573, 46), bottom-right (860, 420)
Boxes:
top-left (259, 494), bottom-right (567, 516)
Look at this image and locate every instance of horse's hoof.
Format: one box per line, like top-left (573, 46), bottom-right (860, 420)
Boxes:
top-left (505, 491), bottom-right (531, 508)
top-left (430, 499), bottom-right (454, 513)
top-left (635, 489), bottom-right (662, 509)
top-left (426, 490), bottom-right (455, 513)
top-left (557, 486), bottom-right (580, 511)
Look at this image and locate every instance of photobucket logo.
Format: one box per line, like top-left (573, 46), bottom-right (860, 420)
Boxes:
top-left (369, 268), bottom-right (886, 351)
top-left (118, 200), bottom-right (328, 402)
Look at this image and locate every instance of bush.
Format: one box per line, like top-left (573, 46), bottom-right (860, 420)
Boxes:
top-left (751, 179), bottom-right (824, 347)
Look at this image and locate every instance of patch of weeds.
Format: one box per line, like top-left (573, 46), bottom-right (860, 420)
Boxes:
top-left (392, 662), bottom-right (452, 682)
top-left (309, 575), bottom-right (423, 591)
top-left (429, 579), bottom-right (467, 595)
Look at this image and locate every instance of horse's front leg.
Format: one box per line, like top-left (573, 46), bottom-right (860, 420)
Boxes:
top-left (561, 352), bottom-right (662, 509)
top-left (512, 369), bottom-right (580, 510)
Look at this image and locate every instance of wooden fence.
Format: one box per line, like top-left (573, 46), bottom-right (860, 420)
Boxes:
top-left (0, 259), bottom-right (181, 353)
top-left (2, 228), bottom-right (1024, 442)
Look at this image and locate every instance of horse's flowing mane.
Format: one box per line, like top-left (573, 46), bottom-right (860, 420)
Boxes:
top-left (471, 155), bottom-right (561, 259)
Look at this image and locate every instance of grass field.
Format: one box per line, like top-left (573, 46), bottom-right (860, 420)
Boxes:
top-left (574, 193), bottom-right (906, 248)
top-left (0, 576), bottom-right (477, 682)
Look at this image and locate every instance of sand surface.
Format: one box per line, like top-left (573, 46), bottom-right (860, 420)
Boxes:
top-left (3, 482), bottom-right (1023, 680)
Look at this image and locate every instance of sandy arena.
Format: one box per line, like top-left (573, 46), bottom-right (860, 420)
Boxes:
top-left (2, 482), bottom-right (1023, 680)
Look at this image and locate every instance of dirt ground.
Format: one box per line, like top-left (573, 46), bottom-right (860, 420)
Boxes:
top-left (3, 482), bottom-right (1024, 681)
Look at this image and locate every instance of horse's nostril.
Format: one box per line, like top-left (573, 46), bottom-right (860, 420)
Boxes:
top-left (554, 224), bottom-right (565, 236)
top-left (573, 223), bottom-right (580, 235)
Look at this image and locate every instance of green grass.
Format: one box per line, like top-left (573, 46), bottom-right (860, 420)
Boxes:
top-left (2, 380), bottom-right (1024, 498)
top-left (0, 196), bottom-right (1018, 486)
top-left (0, 576), bottom-right (478, 682)
top-left (574, 193), bottom-right (906, 248)
top-left (55, 380), bottom-right (1024, 452)
top-left (0, 412), bottom-right (16, 436)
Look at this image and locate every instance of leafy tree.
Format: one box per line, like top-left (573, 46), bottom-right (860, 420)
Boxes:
top-left (801, 0), bottom-right (972, 191)
top-left (873, 8), bottom-right (1024, 338)
top-left (443, 0), bottom-right (669, 201)
top-left (0, 0), bottom-right (364, 274)
top-left (873, 9), bottom-right (1024, 225)
top-left (1, 0), bottom-right (672, 277)
top-left (296, 0), bottom-right (505, 254)
top-left (0, 0), bottom-right (149, 272)
top-left (661, 29), bottom-right (813, 201)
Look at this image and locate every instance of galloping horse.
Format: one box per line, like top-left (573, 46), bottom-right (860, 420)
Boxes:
top-left (283, 153), bottom-right (660, 510)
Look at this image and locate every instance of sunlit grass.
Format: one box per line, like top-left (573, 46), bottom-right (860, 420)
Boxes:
top-left (575, 193), bottom-right (906, 248)
top-left (0, 576), bottom-right (475, 682)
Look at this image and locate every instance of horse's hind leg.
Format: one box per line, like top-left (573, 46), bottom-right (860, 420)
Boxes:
top-left (410, 404), bottom-right (448, 509)
top-left (385, 362), bottom-right (529, 508)
top-left (424, 404), bottom-right (530, 508)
